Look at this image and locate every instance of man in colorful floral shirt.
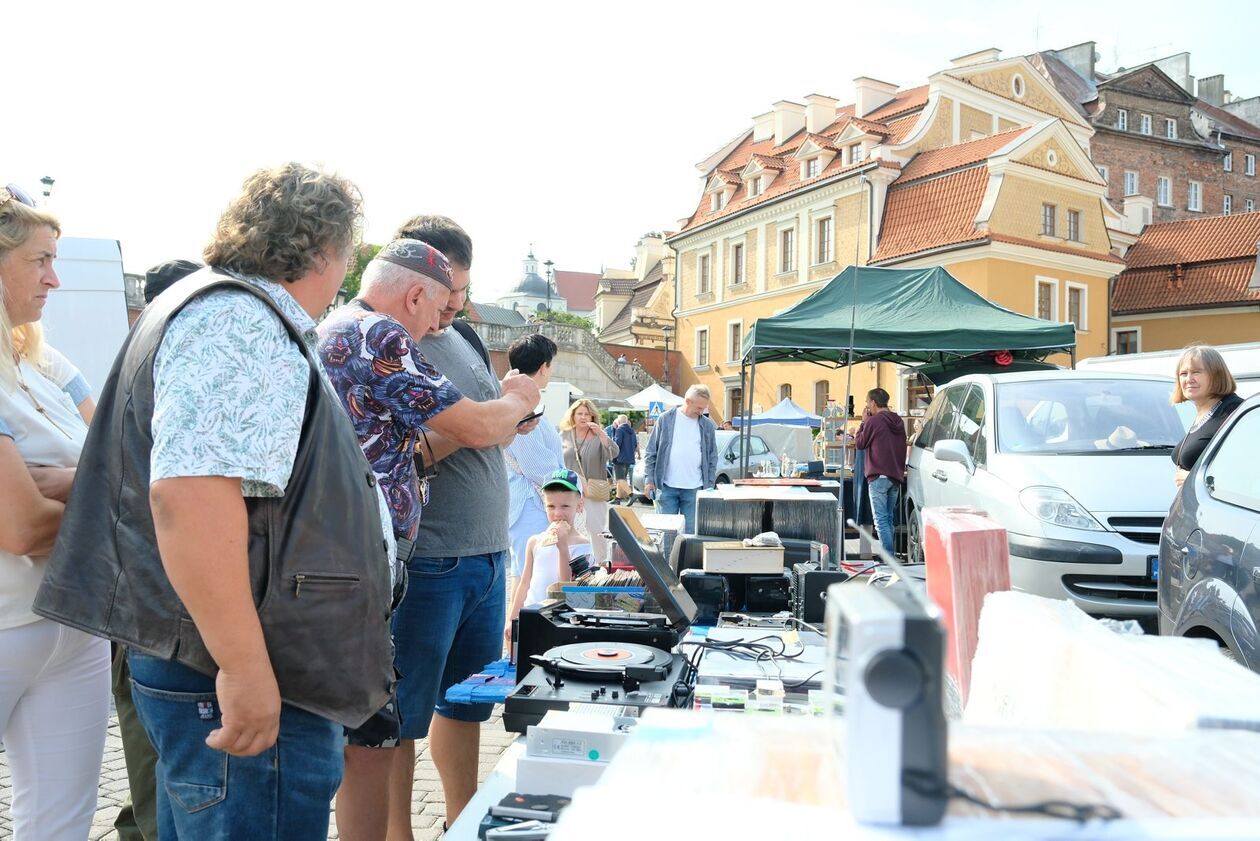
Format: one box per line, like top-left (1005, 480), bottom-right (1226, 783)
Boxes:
top-left (318, 238), bottom-right (539, 839)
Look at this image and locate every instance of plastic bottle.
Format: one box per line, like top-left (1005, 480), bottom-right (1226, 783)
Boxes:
top-left (780, 450), bottom-right (789, 477)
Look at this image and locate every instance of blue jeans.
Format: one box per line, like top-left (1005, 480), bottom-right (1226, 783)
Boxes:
top-left (392, 551), bottom-right (506, 739)
top-left (868, 476), bottom-right (899, 556)
top-left (655, 485), bottom-right (699, 534)
top-left (127, 652), bottom-right (342, 840)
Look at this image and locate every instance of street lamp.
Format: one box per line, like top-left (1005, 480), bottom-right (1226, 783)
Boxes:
top-left (660, 324), bottom-right (674, 392)
top-left (39, 176), bottom-right (55, 202)
top-left (543, 259), bottom-right (554, 314)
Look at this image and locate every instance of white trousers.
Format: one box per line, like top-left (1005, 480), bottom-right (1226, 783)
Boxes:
top-left (0, 618), bottom-right (110, 840)
top-left (582, 498), bottom-right (610, 565)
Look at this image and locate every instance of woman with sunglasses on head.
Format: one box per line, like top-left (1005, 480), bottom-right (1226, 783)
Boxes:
top-left (0, 184), bottom-right (111, 838)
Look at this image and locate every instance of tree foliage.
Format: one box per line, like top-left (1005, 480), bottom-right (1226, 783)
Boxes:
top-left (536, 309), bottom-right (595, 331)
top-left (341, 243), bottom-right (382, 300)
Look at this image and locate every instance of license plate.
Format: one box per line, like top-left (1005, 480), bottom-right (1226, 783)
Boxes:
top-left (1149, 555), bottom-right (1159, 582)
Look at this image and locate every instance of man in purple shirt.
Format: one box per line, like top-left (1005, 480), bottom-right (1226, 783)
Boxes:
top-left (853, 388), bottom-right (906, 556)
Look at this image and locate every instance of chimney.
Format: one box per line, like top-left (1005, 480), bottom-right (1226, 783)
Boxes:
top-left (1050, 42), bottom-right (1097, 82)
top-left (1197, 74), bottom-right (1225, 107)
top-left (804, 93), bottom-right (839, 134)
top-left (853, 77), bottom-right (899, 118)
top-left (752, 110), bottom-right (774, 143)
top-left (772, 101), bottom-right (807, 146)
top-left (634, 234), bottom-right (666, 283)
top-left (950, 48), bottom-right (1002, 68)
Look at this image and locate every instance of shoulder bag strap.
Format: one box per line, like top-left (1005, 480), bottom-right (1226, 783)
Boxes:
top-left (450, 319), bottom-right (492, 372)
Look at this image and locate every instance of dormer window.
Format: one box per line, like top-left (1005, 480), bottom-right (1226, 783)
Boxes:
top-left (806, 157), bottom-right (821, 178)
top-left (850, 144), bottom-right (866, 165)
top-left (748, 176), bottom-right (763, 198)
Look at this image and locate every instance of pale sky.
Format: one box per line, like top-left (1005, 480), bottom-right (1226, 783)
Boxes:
top-left (8, 0), bottom-right (1256, 302)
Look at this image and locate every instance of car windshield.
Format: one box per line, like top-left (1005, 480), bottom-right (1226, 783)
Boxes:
top-left (995, 379), bottom-right (1189, 454)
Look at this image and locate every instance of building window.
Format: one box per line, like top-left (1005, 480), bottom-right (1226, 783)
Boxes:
top-left (1114, 329), bottom-right (1139, 355)
top-left (814, 380), bottom-right (829, 415)
top-left (1139, 114), bottom-right (1152, 135)
top-left (728, 321), bottom-right (743, 362)
top-left (1097, 164), bottom-right (1109, 184)
top-left (780, 228), bottom-right (795, 273)
top-left (1247, 154), bottom-right (1257, 176)
top-left (1066, 284), bottom-right (1086, 331)
top-left (806, 157), bottom-right (821, 178)
top-left (1248, 199), bottom-right (1256, 213)
top-left (1225, 152), bottom-right (1233, 172)
top-left (1157, 176), bottom-right (1171, 207)
top-left (1012, 74), bottom-right (1026, 98)
top-left (1067, 210), bottom-right (1082, 242)
top-left (1165, 119), bottom-right (1177, 139)
top-left (1036, 280), bottom-right (1056, 321)
top-left (815, 217), bottom-right (832, 264)
top-left (730, 243), bottom-right (744, 285)
top-left (1124, 171), bottom-right (1138, 196)
top-left (710, 194), bottom-right (719, 212)
top-left (779, 383), bottom-right (792, 402)
top-left (728, 387), bottom-right (743, 422)
top-left (850, 144), bottom-right (865, 164)
top-left (698, 253), bottom-right (711, 295)
top-left (1188, 180), bottom-right (1202, 212)
top-left (695, 328), bottom-right (709, 367)
top-left (1116, 109), bottom-right (1128, 131)
top-left (1041, 203), bottom-right (1057, 237)
top-left (1224, 194), bottom-right (1233, 215)
top-left (748, 177), bottom-right (761, 198)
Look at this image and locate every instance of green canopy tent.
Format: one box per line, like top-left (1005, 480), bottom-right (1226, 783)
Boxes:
top-left (733, 266), bottom-right (1076, 537)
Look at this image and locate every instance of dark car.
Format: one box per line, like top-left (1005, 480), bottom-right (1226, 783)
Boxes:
top-left (1158, 393), bottom-right (1260, 672)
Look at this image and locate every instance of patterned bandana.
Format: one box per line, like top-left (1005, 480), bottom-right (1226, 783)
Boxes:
top-left (374, 238), bottom-right (455, 289)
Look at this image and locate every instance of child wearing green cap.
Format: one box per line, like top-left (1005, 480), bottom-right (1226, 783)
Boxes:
top-left (505, 470), bottom-right (593, 643)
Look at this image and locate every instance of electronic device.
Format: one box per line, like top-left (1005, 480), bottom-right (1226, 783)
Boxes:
top-left (503, 641), bottom-right (689, 733)
top-left (525, 709), bottom-right (631, 763)
top-left (679, 571), bottom-right (729, 625)
top-left (745, 572), bottom-right (791, 613)
top-left (518, 409), bottom-right (545, 426)
top-left (695, 627), bottom-right (827, 693)
top-left (791, 562), bottom-right (854, 624)
top-left (824, 573), bottom-right (947, 826)
top-left (490, 792), bottom-right (571, 823)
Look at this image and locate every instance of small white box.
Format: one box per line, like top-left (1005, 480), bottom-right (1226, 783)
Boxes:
top-left (702, 542), bottom-right (784, 574)
top-left (526, 710), bottom-right (628, 763)
top-left (515, 753), bottom-right (608, 797)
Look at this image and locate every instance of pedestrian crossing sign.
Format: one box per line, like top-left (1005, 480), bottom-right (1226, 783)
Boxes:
top-left (647, 401), bottom-right (664, 419)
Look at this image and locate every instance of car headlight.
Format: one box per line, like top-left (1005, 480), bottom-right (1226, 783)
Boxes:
top-left (1018, 486), bottom-right (1103, 531)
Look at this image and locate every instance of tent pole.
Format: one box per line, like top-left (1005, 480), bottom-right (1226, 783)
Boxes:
top-left (743, 356), bottom-right (756, 476)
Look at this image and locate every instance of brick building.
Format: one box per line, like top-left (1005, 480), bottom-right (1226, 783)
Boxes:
top-left (1033, 44), bottom-right (1260, 227)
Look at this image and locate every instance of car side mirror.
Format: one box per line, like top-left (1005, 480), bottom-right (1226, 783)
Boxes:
top-left (934, 439), bottom-right (975, 473)
top-left (725, 451), bottom-right (736, 462)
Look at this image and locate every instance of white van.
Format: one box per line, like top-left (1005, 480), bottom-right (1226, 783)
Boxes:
top-left (1077, 343), bottom-right (1260, 398)
top-left (40, 237), bottom-right (130, 399)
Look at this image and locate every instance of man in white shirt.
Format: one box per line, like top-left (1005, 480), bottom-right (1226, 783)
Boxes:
top-left (643, 384), bottom-right (718, 534)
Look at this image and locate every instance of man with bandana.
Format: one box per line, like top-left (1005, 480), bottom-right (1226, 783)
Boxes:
top-left (317, 239), bottom-right (539, 840)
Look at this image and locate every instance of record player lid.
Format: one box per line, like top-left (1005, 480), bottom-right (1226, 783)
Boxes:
top-left (607, 508), bottom-right (697, 630)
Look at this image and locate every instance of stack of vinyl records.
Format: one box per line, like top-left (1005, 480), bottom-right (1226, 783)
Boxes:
top-left (697, 487), bottom-right (839, 558)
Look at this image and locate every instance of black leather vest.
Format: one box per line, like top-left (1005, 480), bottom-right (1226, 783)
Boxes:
top-left (34, 269), bottom-right (393, 727)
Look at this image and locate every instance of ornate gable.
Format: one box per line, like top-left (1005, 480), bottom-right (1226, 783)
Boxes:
top-left (1100, 65), bottom-right (1196, 104)
top-left (1012, 137), bottom-right (1093, 182)
top-left (948, 58), bottom-right (1082, 124)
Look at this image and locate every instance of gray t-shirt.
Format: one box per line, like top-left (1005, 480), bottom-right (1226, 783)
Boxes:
top-left (413, 325), bottom-right (509, 557)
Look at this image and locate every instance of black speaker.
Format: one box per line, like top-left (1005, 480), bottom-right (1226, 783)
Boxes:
top-left (680, 571), bottom-right (729, 626)
top-left (745, 572), bottom-right (791, 613)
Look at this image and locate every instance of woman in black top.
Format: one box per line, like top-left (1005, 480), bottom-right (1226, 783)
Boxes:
top-left (1170, 344), bottom-right (1242, 487)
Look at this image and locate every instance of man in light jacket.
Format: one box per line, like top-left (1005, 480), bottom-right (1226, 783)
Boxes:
top-left (643, 384), bottom-right (717, 534)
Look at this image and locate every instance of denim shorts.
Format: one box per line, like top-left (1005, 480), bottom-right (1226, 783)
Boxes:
top-left (127, 652), bottom-right (342, 840)
top-left (392, 551), bottom-right (506, 740)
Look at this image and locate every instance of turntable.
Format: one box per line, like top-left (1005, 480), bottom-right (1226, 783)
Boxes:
top-left (504, 642), bottom-right (690, 733)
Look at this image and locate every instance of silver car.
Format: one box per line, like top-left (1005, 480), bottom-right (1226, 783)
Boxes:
top-left (906, 371), bottom-right (1189, 618)
top-left (632, 430), bottom-right (780, 501)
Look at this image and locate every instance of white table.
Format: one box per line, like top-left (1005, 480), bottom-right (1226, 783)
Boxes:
top-left (445, 741), bottom-right (524, 841)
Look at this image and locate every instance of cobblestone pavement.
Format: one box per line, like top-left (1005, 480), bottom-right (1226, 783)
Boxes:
top-left (0, 707), bottom-right (515, 840)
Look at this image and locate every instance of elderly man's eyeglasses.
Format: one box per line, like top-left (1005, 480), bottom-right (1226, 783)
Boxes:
top-left (2, 184), bottom-right (37, 209)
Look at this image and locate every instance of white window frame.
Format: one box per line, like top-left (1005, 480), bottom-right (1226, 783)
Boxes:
top-left (1124, 170), bottom-right (1139, 196)
top-left (726, 319), bottom-right (743, 363)
top-left (814, 215), bottom-right (833, 265)
top-left (697, 252), bottom-right (711, 295)
top-left (748, 176), bottom-right (762, 198)
top-left (1140, 114), bottom-right (1152, 135)
top-left (1065, 282), bottom-right (1088, 332)
top-left (1034, 276), bottom-right (1060, 321)
top-left (806, 157), bottom-right (821, 179)
top-left (710, 194), bottom-right (720, 212)
top-left (850, 143), bottom-right (866, 164)
top-left (1066, 209), bottom-right (1083, 243)
top-left (779, 227), bottom-right (795, 273)
top-left (1247, 154), bottom-right (1257, 176)
top-left (1224, 194), bottom-right (1233, 215)
top-left (1248, 199), bottom-right (1255, 213)
top-left (1188, 180), bottom-right (1202, 212)
top-left (1097, 164), bottom-right (1109, 184)
top-left (1041, 203), bottom-right (1057, 237)
top-left (730, 242), bottom-right (745, 286)
top-left (779, 383), bottom-right (792, 402)
top-left (1224, 151), bottom-right (1233, 172)
top-left (1165, 118), bottom-right (1177, 139)
top-left (1116, 109), bottom-right (1128, 131)
top-left (1156, 176), bottom-right (1171, 207)
top-left (694, 327), bottom-right (710, 368)
top-left (1111, 326), bottom-right (1141, 355)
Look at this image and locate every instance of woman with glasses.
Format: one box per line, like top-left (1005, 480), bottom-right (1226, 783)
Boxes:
top-left (0, 185), bottom-right (110, 837)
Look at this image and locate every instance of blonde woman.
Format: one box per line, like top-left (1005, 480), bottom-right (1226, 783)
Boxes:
top-left (0, 184), bottom-right (110, 839)
top-left (1171, 344), bottom-right (1242, 488)
top-left (560, 398), bottom-right (619, 562)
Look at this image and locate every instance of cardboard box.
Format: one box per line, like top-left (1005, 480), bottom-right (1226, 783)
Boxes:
top-left (702, 542), bottom-right (785, 574)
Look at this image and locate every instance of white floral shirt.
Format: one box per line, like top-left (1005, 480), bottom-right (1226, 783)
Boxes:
top-left (150, 274), bottom-right (396, 573)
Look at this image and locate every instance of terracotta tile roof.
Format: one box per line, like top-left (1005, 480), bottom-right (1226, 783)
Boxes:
top-left (749, 153), bottom-right (786, 170)
top-left (1194, 99), bottom-right (1260, 142)
top-left (988, 234), bottom-right (1125, 265)
top-left (1124, 212), bottom-right (1260, 269)
top-left (1113, 260), bottom-right (1259, 313)
top-left (897, 126), bottom-right (1029, 182)
top-left (885, 114), bottom-right (920, 144)
top-left (864, 86), bottom-right (930, 121)
top-left (848, 117), bottom-right (890, 136)
top-left (600, 277), bottom-right (637, 295)
top-left (600, 275), bottom-right (662, 338)
top-left (553, 270), bottom-right (601, 311)
top-left (872, 166), bottom-right (991, 262)
top-left (772, 131), bottom-right (833, 156)
top-left (712, 171), bottom-right (742, 186)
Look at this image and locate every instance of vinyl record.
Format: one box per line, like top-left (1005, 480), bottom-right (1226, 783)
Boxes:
top-left (540, 641), bottom-right (672, 680)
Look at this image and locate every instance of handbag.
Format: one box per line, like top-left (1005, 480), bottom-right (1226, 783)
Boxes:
top-left (572, 430), bottom-right (613, 502)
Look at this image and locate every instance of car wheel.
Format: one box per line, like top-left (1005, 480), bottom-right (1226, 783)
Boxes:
top-left (907, 505), bottom-right (925, 565)
top-left (716, 474), bottom-right (731, 485)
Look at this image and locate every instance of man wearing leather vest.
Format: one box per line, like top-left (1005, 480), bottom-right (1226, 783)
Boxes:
top-left (34, 164), bottom-right (394, 840)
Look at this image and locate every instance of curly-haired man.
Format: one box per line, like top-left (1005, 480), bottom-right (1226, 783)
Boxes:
top-left (35, 163), bottom-right (394, 838)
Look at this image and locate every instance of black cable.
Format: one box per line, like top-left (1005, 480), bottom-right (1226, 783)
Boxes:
top-left (902, 770), bottom-right (1122, 824)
